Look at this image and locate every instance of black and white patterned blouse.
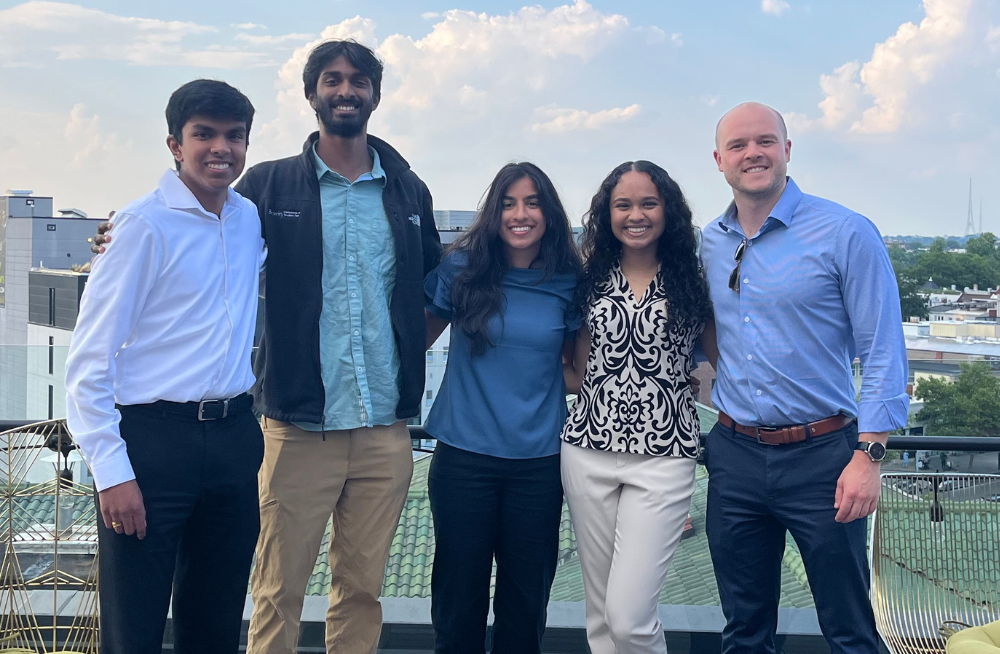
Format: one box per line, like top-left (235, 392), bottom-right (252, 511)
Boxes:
top-left (561, 263), bottom-right (703, 458)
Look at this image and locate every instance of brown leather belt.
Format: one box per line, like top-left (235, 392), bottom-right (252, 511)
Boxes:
top-left (717, 412), bottom-right (854, 446)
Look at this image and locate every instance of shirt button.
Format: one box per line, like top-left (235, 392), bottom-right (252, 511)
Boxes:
top-left (348, 255), bottom-right (356, 261)
top-left (744, 316), bottom-right (750, 323)
top-left (351, 292), bottom-right (357, 297)
top-left (747, 354), bottom-right (753, 360)
top-left (353, 330), bottom-right (360, 336)
top-left (743, 278), bottom-right (749, 284)
top-left (349, 219), bottom-right (354, 224)
top-left (756, 389), bottom-right (762, 396)
top-left (357, 367), bottom-right (364, 372)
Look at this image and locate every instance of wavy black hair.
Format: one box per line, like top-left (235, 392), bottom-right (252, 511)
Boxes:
top-left (450, 162), bottom-right (582, 355)
top-left (577, 160), bottom-right (712, 327)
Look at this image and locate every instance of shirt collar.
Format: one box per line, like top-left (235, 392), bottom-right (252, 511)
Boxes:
top-left (311, 143), bottom-right (386, 184)
top-left (717, 176), bottom-right (802, 235)
top-left (157, 169), bottom-right (237, 217)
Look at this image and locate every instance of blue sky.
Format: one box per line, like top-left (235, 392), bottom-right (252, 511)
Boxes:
top-left (1, 0), bottom-right (998, 235)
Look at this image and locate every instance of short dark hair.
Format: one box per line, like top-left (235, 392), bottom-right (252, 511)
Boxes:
top-left (166, 79), bottom-right (255, 143)
top-left (302, 40), bottom-right (383, 104)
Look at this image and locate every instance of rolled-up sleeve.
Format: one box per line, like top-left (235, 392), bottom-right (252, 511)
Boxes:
top-left (65, 214), bottom-right (163, 491)
top-left (836, 214), bottom-right (910, 432)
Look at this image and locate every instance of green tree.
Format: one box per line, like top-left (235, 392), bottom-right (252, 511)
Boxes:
top-left (965, 232), bottom-right (998, 259)
top-left (915, 362), bottom-right (1000, 437)
top-left (896, 271), bottom-right (927, 319)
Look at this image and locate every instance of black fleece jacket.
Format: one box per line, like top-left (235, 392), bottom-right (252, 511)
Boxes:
top-left (235, 132), bottom-right (442, 423)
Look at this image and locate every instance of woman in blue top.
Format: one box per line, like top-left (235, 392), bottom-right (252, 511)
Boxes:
top-left (423, 162), bottom-right (582, 654)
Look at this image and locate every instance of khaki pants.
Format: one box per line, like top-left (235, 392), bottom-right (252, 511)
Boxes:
top-left (246, 418), bottom-right (413, 654)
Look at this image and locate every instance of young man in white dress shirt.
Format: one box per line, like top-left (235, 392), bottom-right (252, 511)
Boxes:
top-left (65, 79), bottom-right (267, 654)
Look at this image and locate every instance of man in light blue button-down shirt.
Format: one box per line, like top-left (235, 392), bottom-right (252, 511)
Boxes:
top-left (701, 102), bottom-right (908, 654)
top-left (294, 143), bottom-right (401, 432)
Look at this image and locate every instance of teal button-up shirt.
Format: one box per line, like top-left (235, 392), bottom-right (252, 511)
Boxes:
top-left (295, 145), bottom-right (401, 432)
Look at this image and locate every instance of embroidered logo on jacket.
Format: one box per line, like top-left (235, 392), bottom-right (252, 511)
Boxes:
top-left (267, 209), bottom-right (301, 218)
top-left (408, 214), bottom-right (421, 226)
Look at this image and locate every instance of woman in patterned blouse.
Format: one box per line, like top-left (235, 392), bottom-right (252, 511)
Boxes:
top-left (561, 161), bottom-right (715, 654)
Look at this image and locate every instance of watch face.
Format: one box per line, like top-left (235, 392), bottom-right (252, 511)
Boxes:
top-left (868, 442), bottom-right (886, 461)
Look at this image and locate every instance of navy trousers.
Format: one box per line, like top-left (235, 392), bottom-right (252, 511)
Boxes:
top-left (704, 420), bottom-right (880, 654)
top-left (428, 442), bottom-right (562, 654)
top-left (96, 403), bottom-right (264, 654)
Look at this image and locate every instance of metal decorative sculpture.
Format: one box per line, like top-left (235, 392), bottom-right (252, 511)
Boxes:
top-left (0, 420), bottom-right (96, 653)
top-left (872, 473), bottom-right (1000, 654)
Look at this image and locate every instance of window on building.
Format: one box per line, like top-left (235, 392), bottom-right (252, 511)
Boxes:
top-left (48, 288), bottom-right (56, 326)
top-left (426, 390), bottom-right (433, 401)
top-left (426, 351), bottom-right (434, 363)
top-left (47, 385), bottom-right (54, 420)
top-left (48, 337), bottom-right (54, 375)
top-left (443, 346), bottom-right (449, 361)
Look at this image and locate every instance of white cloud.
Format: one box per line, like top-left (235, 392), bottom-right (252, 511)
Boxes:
top-left (530, 104), bottom-right (642, 133)
top-left (762, 0), bottom-right (790, 17)
top-left (0, 103), bottom-right (157, 217)
top-left (794, 0), bottom-right (998, 134)
top-left (671, 32), bottom-right (683, 47)
top-left (235, 32), bottom-right (314, 46)
top-left (253, 0), bottom-right (649, 163)
top-left (0, 1), bottom-right (274, 68)
top-left (988, 24), bottom-right (1000, 53)
top-left (231, 22), bottom-right (265, 30)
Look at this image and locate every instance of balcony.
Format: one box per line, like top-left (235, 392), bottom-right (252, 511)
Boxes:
top-left (0, 348), bottom-right (998, 653)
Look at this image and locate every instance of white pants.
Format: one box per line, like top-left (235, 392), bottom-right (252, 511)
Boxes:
top-left (561, 441), bottom-right (697, 654)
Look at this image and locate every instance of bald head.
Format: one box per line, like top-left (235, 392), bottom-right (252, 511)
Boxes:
top-left (713, 101), bottom-right (791, 202)
top-left (715, 102), bottom-right (787, 149)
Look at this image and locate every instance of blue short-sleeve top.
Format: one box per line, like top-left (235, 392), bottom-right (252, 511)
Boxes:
top-left (424, 251), bottom-right (580, 459)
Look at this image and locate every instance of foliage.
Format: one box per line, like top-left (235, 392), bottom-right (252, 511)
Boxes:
top-left (888, 233), bottom-right (1000, 297)
top-left (965, 232), bottom-right (998, 258)
top-left (915, 361), bottom-right (1000, 437)
top-left (896, 270), bottom-right (927, 320)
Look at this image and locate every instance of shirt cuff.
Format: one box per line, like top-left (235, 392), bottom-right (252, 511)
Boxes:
top-left (88, 454), bottom-right (137, 492)
top-left (857, 393), bottom-right (910, 433)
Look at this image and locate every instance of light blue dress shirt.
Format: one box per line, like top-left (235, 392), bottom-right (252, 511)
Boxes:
top-left (295, 145), bottom-right (400, 432)
top-left (701, 177), bottom-right (909, 433)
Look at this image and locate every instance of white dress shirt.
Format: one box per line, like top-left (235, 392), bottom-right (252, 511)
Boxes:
top-left (66, 170), bottom-right (266, 491)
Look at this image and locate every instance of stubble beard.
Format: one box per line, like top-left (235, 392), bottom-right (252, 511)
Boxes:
top-left (317, 102), bottom-right (369, 138)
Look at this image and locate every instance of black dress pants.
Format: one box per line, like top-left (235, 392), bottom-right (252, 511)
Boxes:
top-left (428, 441), bottom-right (563, 654)
top-left (95, 402), bottom-right (264, 654)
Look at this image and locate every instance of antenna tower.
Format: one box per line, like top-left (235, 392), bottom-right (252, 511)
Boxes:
top-left (965, 179), bottom-right (977, 236)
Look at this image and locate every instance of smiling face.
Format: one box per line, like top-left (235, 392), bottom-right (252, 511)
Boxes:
top-left (609, 170), bottom-right (666, 257)
top-left (499, 176), bottom-right (547, 267)
top-left (714, 103), bottom-right (791, 201)
top-left (167, 115), bottom-right (247, 202)
top-left (309, 55), bottom-right (377, 138)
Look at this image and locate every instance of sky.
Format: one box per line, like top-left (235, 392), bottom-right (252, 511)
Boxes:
top-left (0, 0), bottom-right (998, 236)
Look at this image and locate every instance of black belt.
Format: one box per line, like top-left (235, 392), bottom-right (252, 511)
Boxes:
top-left (130, 393), bottom-right (254, 421)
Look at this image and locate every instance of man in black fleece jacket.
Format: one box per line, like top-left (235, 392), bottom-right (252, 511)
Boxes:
top-left (237, 41), bottom-right (440, 654)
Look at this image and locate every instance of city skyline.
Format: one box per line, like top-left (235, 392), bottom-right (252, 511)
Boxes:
top-left (0, 0), bottom-right (998, 235)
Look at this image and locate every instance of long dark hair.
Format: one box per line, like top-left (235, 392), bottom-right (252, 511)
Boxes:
top-left (451, 162), bottom-right (582, 355)
top-left (578, 160), bottom-right (712, 327)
